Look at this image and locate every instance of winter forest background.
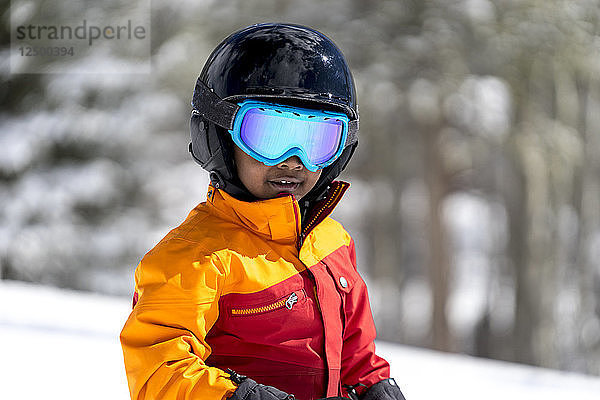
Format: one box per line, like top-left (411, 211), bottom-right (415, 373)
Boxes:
top-left (2, 0), bottom-right (600, 377)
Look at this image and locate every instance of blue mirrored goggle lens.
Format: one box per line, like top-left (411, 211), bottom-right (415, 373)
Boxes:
top-left (239, 108), bottom-right (344, 166)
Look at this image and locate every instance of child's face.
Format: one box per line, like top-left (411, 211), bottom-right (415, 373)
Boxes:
top-left (234, 145), bottom-right (322, 200)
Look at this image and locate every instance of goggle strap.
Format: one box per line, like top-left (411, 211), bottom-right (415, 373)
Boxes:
top-left (348, 119), bottom-right (359, 145)
top-left (192, 78), bottom-right (239, 130)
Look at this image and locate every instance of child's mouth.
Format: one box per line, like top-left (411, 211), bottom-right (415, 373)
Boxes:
top-left (268, 179), bottom-right (301, 193)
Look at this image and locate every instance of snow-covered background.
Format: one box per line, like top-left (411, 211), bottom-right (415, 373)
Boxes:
top-left (1, 280), bottom-right (600, 400)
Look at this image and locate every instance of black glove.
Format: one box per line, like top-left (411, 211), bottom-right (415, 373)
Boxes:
top-left (227, 370), bottom-right (295, 400)
top-left (361, 378), bottom-right (406, 400)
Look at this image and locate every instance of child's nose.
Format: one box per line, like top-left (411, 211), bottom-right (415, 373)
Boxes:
top-left (277, 156), bottom-right (304, 170)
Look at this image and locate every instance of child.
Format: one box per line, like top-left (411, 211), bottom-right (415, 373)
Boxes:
top-left (120, 23), bottom-right (407, 400)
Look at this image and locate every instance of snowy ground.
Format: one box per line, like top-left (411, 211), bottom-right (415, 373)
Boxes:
top-left (1, 280), bottom-right (600, 400)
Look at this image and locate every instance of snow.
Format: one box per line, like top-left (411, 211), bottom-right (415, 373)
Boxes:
top-left (1, 280), bottom-right (600, 399)
top-left (0, 281), bottom-right (130, 399)
top-left (380, 342), bottom-right (600, 400)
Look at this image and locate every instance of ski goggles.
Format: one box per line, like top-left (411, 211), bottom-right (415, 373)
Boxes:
top-left (191, 78), bottom-right (358, 172)
top-left (229, 100), bottom-right (349, 171)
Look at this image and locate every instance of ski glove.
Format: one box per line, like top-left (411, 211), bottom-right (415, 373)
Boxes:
top-left (227, 370), bottom-right (295, 400)
top-left (361, 378), bottom-right (406, 400)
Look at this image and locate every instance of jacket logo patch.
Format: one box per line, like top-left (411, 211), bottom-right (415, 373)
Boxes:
top-left (285, 292), bottom-right (298, 309)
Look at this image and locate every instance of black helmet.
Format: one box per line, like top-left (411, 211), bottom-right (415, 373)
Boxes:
top-left (190, 23), bottom-right (359, 203)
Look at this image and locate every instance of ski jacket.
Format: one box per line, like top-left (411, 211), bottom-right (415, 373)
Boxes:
top-left (120, 181), bottom-right (390, 400)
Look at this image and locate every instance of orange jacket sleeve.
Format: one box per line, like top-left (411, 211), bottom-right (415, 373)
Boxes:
top-left (120, 238), bottom-right (237, 400)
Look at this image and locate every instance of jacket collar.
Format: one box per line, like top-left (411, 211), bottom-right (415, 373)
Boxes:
top-left (206, 181), bottom-right (349, 245)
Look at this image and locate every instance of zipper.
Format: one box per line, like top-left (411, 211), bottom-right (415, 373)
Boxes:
top-left (230, 292), bottom-right (300, 316)
top-left (297, 181), bottom-right (349, 250)
top-left (312, 284), bottom-right (321, 312)
top-left (302, 183), bottom-right (345, 237)
top-left (291, 195), bottom-right (303, 250)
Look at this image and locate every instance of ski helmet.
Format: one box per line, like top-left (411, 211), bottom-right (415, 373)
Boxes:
top-left (190, 23), bottom-right (359, 202)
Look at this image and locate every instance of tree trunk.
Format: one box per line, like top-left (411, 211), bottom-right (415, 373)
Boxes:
top-left (424, 126), bottom-right (452, 351)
